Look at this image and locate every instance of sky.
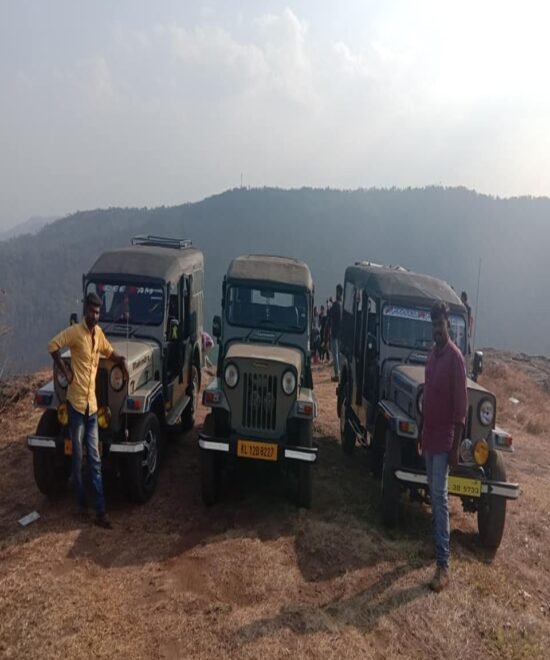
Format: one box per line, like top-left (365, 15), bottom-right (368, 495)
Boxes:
top-left (1, 0), bottom-right (549, 228)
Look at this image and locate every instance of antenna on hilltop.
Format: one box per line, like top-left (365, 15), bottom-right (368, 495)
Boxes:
top-left (472, 258), bottom-right (482, 353)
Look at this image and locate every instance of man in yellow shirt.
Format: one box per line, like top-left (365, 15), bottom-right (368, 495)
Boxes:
top-left (48, 292), bottom-right (128, 528)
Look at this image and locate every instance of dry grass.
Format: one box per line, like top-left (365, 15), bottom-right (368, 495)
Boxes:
top-left (0, 361), bottom-right (550, 658)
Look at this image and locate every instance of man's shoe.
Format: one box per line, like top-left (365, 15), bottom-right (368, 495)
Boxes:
top-left (429, 566), bottom-right (450, 592)
top-left (94, 513), bottom-right (113, 530)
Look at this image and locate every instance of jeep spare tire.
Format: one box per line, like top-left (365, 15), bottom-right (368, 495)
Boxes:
top-left (120, 413), bottom-right (161, 503)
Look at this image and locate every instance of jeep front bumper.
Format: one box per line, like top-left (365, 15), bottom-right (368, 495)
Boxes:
top-left (27, 435), bottom-right (146, 454)
top-left (394, 467), bottom-right (520, 500)
top-left (198, 432), bottom-right (318, 463)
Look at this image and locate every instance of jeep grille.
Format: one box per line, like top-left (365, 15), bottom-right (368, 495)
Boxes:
top-left (242, 372), bottom-right (278, 431)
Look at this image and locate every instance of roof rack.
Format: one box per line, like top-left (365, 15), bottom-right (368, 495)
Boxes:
top-left (131, 235), bottom-right (193, 250)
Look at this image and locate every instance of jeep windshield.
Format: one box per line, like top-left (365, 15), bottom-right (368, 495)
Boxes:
top-left (382, 305), bottom-right (467, 354)
top-left (86, 281), bottom-right (165, 326)
top-left (226, 284), bottom-right (307, 333)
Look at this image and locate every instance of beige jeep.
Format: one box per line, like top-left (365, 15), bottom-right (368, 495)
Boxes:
top-left (200, 255), bottom-right (317, 508)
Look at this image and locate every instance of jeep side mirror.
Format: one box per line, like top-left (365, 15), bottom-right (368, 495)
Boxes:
top-left (212, 315), bottom-right (221, 339)
top-left (70, 312), bottom-right (78, 325)
top-left (473, 350), bottom-right (483, 382)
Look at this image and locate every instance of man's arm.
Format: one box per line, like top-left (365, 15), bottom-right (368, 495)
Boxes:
top-left (449, 353), bottom-right (468, 468)
top-left (100, 333), bottom-right (129, 380)
top-left (48, 328), bottom-right (75, 384)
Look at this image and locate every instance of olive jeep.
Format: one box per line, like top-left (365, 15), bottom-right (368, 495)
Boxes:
top-left (337, 261), bottom-right (519, 549)
top-left (27, 235), bottom-right (204, 502)
top-left (199, 255), bottom-right (317, 508)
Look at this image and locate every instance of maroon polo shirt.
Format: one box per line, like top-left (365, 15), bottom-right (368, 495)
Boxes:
top-left (422, 339), bottom-right (467, 454)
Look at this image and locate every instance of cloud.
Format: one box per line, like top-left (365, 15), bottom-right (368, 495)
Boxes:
top-left (2, 1), bottom-right (550, 226)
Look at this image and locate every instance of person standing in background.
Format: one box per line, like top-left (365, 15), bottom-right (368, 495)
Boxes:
top-left (328, 285), bottom-right (343, 382)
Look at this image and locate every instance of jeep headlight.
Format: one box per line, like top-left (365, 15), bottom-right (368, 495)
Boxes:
top-left (55, 363), bottom-right (69, 389)
top-left (478, 398), bottom-right (495, 426)
top-left (109, 365), bottom-right (125, 392)
top-left (282, 370), bottom-right (297, 395)
top-left (224, 363), bottom-right (239, 388)
top-left (459, 438), bottom-right (474, 463)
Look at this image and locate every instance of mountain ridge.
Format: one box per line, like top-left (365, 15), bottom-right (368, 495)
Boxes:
top-left (0, 186), bottom-right (548, 374)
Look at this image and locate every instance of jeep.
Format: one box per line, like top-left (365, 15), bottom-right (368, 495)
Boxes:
top-left (28, 235), bottom-right (204, 502)
top-left (337, 261), bottom-right (519, 549)
top-left (199, 255), bottom-right (317, 507)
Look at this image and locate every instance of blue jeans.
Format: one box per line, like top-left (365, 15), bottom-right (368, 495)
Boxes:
top-left (424, 451), bottom-right (450, 569)
top-left (68, 402), bottom-right (105, 514)
top-left (330, 337), bottom-right (340, 377)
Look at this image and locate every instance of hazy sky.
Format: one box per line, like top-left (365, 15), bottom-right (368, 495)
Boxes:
top-left (1, 0), bottom-right (549, 228)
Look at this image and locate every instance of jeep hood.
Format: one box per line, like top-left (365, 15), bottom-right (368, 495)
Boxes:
top-left (393, 363), bottom-right (490, 392)
top-left (106, 338), bottom-right (158, 372)
top-left (225, 343), bottom-right (303, 373)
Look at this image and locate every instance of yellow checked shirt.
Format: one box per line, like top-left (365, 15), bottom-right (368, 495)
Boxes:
top-left (48, 320), bottom-right (114, 415)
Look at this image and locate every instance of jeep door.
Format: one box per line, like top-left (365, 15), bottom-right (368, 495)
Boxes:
top-left (166, 276), bottom-right (191, 415)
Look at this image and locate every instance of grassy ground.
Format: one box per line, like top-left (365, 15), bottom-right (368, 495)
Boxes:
top-left (0, 358), bottom-right (549, 659)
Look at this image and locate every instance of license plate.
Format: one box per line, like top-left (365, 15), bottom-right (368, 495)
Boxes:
top-left (448, 475), bottom-right (481, 498)
top-left (237, 439), bottom-right (278, 461)
top-left (63, 439), bottom-right (102, 456)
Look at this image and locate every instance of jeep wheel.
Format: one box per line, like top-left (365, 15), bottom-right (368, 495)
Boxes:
top-left (200, 414), bottom-right (222, 505)
top-left (339, 393), bottom-right (355, 455)
top-left (181, 362), bottom-right (200, 432)
top-left (286, 420), bottom-right (313, 509)
top-left (200, 450), bottom-right (222, 505)
top-left (477, 451), bottom-right (507, 550)
top-left (381, 429), bottom-right (401, 527)
top-left (120, 413), bottom-right (161, 503)
top-left (33, 410), bottom-right (71, 497)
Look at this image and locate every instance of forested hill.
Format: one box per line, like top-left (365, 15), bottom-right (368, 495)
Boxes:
top-left (1, 186), bottom-right (549, 374)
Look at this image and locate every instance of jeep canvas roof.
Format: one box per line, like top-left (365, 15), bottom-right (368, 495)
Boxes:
top-left (227, 255), bottom-right (313, 291)
top-left (88, 241), bottom-right (203, 287)
top-left (345, 262), bottom-right (464, 311)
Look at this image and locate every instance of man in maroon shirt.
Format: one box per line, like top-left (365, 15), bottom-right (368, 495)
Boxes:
top-left (419, 301), bottom-right (467, 592)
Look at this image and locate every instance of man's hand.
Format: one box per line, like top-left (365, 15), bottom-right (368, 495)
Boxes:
top-left (449, 423), bottom-right (464, 469)
top-left (448, 445), bottom-right (460, 469)
top-left (112, 353), bottom-right (129, 381)
top-left (416, 417), bottom-right (423, 456)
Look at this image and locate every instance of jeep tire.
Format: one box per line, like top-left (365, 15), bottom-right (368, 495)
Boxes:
top-left (286, 420), bottom-right (313, 509)
top-left (477, 450), bottom-right (507, 550)
top-left (120, 413), bottom-right (161, 503)
top-left (181, 361), bottom-right (200, 432)
top-left (33, 409), bottom-right (71, 497)
top-left (381, 429), bottom-right (401, 527)
top-left (200, 414), bottom-right (222, 505)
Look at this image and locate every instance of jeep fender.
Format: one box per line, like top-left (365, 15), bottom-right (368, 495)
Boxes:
top-left (377, 400), bottom-right (418, 440)
top-left (123, 381), bottom-right (163, 414)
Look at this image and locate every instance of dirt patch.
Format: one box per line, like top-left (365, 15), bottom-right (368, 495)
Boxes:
top-left (0, 361), bottom-right (549, 658)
